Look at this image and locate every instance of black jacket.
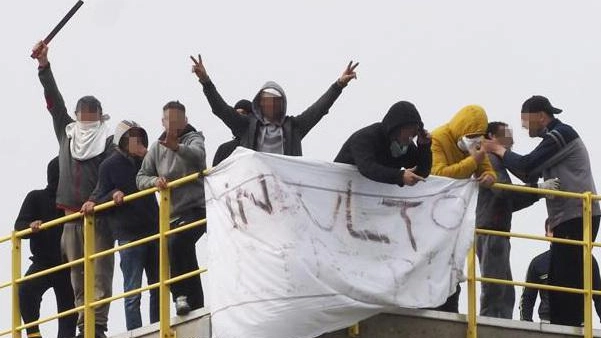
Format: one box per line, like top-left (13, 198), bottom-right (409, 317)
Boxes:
top-left (520, 249), bottom-right (601, 321)
top-left (14, 158), bottom-right (64, 266)
top-left (334, 102), bottom-right (431, 185)
top-left (212, 138), bottom-right (240, 166)
top-left (91, 151), bottom-right (158, 241)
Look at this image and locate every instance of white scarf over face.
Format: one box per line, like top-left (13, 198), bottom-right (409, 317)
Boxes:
top-left (65, 119), bottom-right (111, 160)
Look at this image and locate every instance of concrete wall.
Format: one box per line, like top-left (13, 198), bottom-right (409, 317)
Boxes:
top-left (111, 307), bottom-right (601, 338)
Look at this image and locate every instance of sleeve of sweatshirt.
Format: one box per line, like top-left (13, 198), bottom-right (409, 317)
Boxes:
top-left (502, 130), bottom-right (570, 182)
top-left (519, 259), bottom-right (538, 321)
top-left (294, 82), bottom-right (344, 139)
top-left (38, 64), bottom-right (74, 141)
top-left (88, 161), bottom-right (118, 204)
top-left (348, 131), bottom-right (404, 185)
top-left (176, 132), bottom-right (207, 171)
top-left (413, 141), bottom-right (432, 179)
top-left (14, 191), bottom-right (38, 237)
top-left (431, 136), bottom-right (478, 178)
top-left (201, 81), bottom-right (249, 136)
top-left (136, 143), bottom-right (160, 190)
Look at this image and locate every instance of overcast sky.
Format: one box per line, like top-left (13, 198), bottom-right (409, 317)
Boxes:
top-left (2, 0), bottom-right (601, 335)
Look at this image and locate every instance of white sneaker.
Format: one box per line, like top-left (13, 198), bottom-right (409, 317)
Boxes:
top-left (175, 296), bottom-right (191, 315)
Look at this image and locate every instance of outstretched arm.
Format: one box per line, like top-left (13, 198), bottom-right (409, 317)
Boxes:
top-left (191, 54), bottom-right (248, 135)
top-left (32, 41), bottom-right (74, 140)
top-left (294, 61), bottom-right (359, 138)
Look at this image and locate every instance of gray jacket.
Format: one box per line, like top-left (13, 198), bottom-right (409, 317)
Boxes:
top-left (38, 64), bottom-right (114, 211)
top-left (136, 125), bottom-right (206, 219)
top-left (476, 153), bottom-right (540, 231)
top-left (201, 80), bottom-right (344, 156)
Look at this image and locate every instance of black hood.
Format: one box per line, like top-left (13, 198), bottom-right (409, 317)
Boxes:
top-left (46, 156), bottom-right (59, 194)
top-left (381, 101), bottom-right (423, 136)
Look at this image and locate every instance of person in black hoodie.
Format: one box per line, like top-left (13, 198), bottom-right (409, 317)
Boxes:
top-left (212, 99), bottom-right (252, 166)
top-left (14, 157), bottom-right (77, 338)
top-left (334, 101), bottom-right (432, 186)
top-left (85, 121), bottom-right (159, 330)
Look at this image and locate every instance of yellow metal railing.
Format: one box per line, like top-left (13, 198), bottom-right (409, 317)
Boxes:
top-left (467, 182), bottom-right (600, 338)
top-left (0, 171), bottom-right (207, 338)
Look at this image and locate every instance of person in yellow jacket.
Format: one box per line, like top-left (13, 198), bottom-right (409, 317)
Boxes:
top-left (429, 104), bottom-right (497, 313)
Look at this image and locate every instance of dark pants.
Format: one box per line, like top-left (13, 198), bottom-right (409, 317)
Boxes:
top-left (118, 240), bottom-right (159, 330)
top-left (549, 216), bottom-right (600, 326)
top-left (476, 234), bottom-right (514, 318)
top-left (169, 208), bottom-right (206, 310)
top-left (432, 284), bottom-right (461, 313)
top-left (19, 261), bottom-right (77, 338)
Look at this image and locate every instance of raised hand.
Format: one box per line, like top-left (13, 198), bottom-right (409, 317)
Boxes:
top-left (337, 61), bottom-right (359, 86)
top-left (159, 130), bottom-right (179, 152)
top-left (190, 54), bottom-right (210, 83)
top-left (31, 40), bottom-right (49, 67)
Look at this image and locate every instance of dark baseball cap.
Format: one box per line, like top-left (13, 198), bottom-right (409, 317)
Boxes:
top-left (521, 95), bottom-right (562, 115)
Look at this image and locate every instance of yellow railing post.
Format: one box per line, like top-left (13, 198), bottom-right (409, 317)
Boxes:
top-left (347, 323), bottom-right (359, 337)
top-left (11, 231), bottom-right (21, 338)
top-left (466, 234), bottom-right (477, 338)
top-left (583, 192), bottom-right (593, 338)
top-left (83, 214), bottom-right (96, 338)
top-left (159, 188), bottom-right (175, 338)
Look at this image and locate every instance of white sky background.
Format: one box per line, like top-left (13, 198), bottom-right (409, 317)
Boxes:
top-left (2, 0), bottom-right (601, 335)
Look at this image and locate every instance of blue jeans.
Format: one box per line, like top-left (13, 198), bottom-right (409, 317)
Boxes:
top-left (118, 239), bottom-right (159, 330)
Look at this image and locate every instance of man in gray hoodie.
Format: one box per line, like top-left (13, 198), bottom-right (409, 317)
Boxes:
top-left (191, 54), bottom-right (358, 156)
top-left (137, 101), bottom-right (206, 316)
top-left (32, 41), bottom-right (114, 338)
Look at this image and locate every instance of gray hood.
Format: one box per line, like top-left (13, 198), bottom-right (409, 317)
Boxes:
top-left (251, 81), bottom-right (288, 124)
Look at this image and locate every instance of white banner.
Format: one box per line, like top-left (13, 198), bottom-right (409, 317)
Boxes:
top-left (205, 148), bottom-right (478, 338)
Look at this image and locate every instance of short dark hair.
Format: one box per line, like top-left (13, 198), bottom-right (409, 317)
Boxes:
top-left (163, 100), bottom-right (186, 113)
top-left (485, 121), bottom-right (508, 139)
top-left (75, 95), bottom-right (102, 114)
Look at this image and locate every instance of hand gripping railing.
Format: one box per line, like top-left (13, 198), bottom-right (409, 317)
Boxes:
top-left (466, 183), bottom-right (599, 338)
top-left (0, 171), bottom-right (207, 338)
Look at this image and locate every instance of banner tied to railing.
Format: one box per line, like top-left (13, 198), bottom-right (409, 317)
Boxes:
top-left (205, 148), bottom-right (478, 338)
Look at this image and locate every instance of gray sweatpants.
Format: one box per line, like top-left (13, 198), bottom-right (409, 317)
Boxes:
top-left (61, 218), bottom-right (114, 335)
top-left (476, 234), bottom-right (514, 319)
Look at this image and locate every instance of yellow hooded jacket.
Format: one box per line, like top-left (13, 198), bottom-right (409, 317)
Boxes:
top-left (431, 105), bottom-right (496, 180)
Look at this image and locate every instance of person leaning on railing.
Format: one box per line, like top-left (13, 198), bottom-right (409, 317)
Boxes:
top-left (14, 157), bottom-right (77, 338)
top-left (31, 41), bottom-right (115, 338)
top-left (484, 95), bottom-right (601, 326)
top-left (429, 104), bottom-right (497, 313)
top-left (136, 101), bottom-right (207, 316)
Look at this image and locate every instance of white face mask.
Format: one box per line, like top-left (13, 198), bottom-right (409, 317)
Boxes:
top-left (390, 141), bottom-right (409, 157)
top-left (77, 120), bottom-right (101, 131)
top-left (457, 136), bottom-right (482, 152)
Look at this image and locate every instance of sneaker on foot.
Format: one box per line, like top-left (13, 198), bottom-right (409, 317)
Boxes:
top-left (176, 296), bottom-right (191, 315)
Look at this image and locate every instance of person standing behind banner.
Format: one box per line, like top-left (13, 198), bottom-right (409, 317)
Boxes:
top-left (334, 101), bottom-right (431, 186)
top-left (191, 54), bottom-right (358, 156)
top-left (429, 104), bottom-right (497, 313)
top-left (137, 101), bottom-right (207, 316)
top-left (484, 95), bottom-right (601, 326)
top-left (83, 121), bottom-right (159, 330)
top-left (32, 41), bottom-right (115, 338)
top-left (212, 99), bottom-right (252, 166)
top-left (477, 121), bottom-right (559, 319)
top-left (14, 157), bottom-right (77, 338)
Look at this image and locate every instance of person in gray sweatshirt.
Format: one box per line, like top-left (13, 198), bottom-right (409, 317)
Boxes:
top-left (32, 41), bottom-right (114, 338)
top-left (190, 54), bottom-right (358, 156)
top-left (136, 101), bottom-right (206, 316)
